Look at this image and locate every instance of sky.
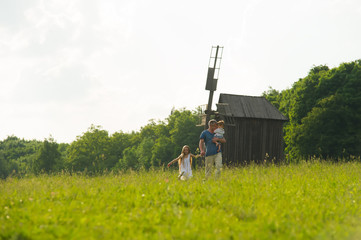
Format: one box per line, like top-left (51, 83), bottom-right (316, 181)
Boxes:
top-left (1, 0), bottom-right (361, 143)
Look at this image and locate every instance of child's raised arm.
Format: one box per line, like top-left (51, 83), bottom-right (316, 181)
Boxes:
top-left (167, 156), bottom-right (180, 167)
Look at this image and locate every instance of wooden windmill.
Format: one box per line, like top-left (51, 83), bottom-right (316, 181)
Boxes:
top-left (197, 46), bottom-right (288, 164)
top-left (203, 45), bottom-right (224, 128)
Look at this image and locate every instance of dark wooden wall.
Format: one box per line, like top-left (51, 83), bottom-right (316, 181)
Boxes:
top-left (221, 117), bottom-right (284, 164)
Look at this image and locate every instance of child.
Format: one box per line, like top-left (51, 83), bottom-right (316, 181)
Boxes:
top-left (214, 120), bottom-right (225, 152)
top-left (167, 145), bottom-right (200, 180)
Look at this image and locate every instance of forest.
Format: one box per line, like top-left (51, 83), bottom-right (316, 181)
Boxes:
top-left (0, 109), bottom-right (203, 178)
top-left (1, 60), bottom-right (361, 178)
top-left (263, 59), bottom-right (361, 160)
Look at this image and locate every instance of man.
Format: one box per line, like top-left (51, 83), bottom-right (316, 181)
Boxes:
top-left (199, 119), bottom-right (226, 179)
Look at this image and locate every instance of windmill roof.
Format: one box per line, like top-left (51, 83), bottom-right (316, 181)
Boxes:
top-left (217, 93), bottom-right (288, 121)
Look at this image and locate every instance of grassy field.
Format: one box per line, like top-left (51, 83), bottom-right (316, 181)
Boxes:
top-left (1, 161), bottom-right (361, 239)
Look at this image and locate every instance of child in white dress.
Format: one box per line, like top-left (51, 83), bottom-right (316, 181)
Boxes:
top-left (167, 145), bottom-right (200, 180)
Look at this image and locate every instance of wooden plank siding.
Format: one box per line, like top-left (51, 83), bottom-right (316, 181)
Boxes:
top-left (217, 94), bottom-right (287, 165)
top-left (222, 118), bottom-right (284, 164)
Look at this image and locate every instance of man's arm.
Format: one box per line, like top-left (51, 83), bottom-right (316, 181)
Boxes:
top-left (199, 138), bottom-right (205, 156)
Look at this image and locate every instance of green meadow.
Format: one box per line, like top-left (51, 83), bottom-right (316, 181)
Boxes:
top-left (1, 161), bottom-right (361, 239)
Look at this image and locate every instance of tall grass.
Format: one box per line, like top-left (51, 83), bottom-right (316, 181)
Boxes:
top-left (1, 161), bottom-right (361, 239)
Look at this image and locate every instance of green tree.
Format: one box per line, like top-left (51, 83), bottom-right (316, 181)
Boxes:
top-left (264, 60), bottom-right (361, 160)
top-left (66, 125), bottom-right (110, 172)
top-left (108, 131), bottom-right (133, 170)
top-left (33, 137), bottom-right (61, 173)
top-left (151, 136), bottom-right (175, 167)
top-left (263, 87), bottom-right (281, 109)
top-left (140, 119), bottom-right (169, 140)
top-left (119, 146), bottom-right (138, 170)
top-left (136, 137), bottom-right (154, 170)
top-left (0, 136), bottom-right (42, 175)
top-left (0, 151), bottom-right (9, 178)
top-left (295, 62), bottom-right (361, 159)
top-left (169, 109), bottom-right (203, 154)
top-left (57, 143), bottom-right (68, 170)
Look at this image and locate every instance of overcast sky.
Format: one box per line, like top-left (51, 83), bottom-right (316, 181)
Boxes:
top-left (1, 0), bottom-right (361, 143)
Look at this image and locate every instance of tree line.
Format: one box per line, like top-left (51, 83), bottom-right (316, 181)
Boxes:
top-left (0, 109), bottom-right (203, 178)
top-left (1, 60), bottom-right (361, 178)
top-left (263, 59), bottom-right (361, 160)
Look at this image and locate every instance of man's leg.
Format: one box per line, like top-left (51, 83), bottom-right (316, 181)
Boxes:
top-left (214, 152), bottom-right (223, 179)
top-left (205, 155), bottom-right (215, 178)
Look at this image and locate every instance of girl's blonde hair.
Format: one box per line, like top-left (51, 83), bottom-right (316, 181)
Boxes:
top-left (179, 145), bottom-right (190, 162)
